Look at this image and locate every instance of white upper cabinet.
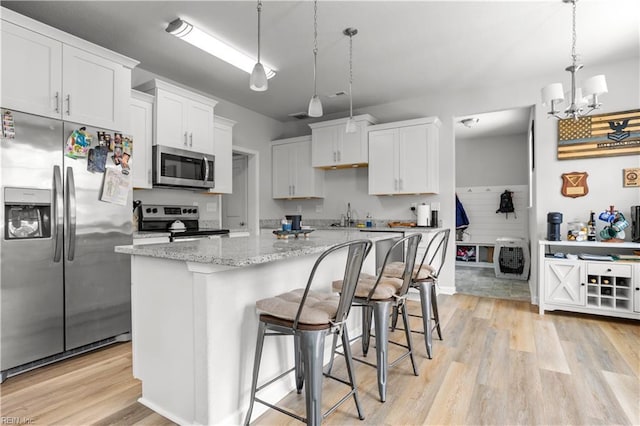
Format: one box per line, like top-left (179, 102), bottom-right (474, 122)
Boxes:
top-left (1, 8), bottom-right (138, 130)
top-left (137, 79), bottom-right (217, 155)
top-left (272, 136), bottom-right (324, 199)
top-left (129, 90), bottom-right (154, 189)
top-left (209, 116), bottom-right (235, 194)
top-left (1, 21), bottom-right (62, 118)
top-left (309, 114), bottom-right (378, 169)
top-left (62, 45), bottom-right (129, 130)
top-left (368, 117), bottom-right (441, 195)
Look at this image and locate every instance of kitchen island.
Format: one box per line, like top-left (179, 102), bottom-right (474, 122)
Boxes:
top-left (115, 230), bottom-right (397, 425)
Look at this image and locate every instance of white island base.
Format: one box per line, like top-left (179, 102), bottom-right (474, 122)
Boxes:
top-left (128, 236), bottom-right (379, 425)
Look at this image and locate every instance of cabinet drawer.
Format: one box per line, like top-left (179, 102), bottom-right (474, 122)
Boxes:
top-left (586, 263), bottom-right (632, 278)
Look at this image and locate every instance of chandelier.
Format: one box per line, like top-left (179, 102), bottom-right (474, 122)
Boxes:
top-left (541, 0), bottom-right (607, 120)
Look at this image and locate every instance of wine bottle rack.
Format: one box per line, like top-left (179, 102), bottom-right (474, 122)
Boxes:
top-left (586, 263), bottom-right (632, 312)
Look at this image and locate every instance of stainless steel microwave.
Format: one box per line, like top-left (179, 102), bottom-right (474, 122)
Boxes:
top-left (152, 145), bottom-right (215, 189)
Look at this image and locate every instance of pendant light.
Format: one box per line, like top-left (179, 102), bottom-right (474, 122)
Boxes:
top-left (541, 0), bottom-right (607, 120)
top-left (307, 0), bottom-right (323, 117)
top-left (344, 28), bottom-right (358, 133)
top-left (250, 0), bottom-right (268, 91)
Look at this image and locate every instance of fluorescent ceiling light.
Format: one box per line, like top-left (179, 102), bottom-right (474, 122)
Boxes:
top-left (166, 18), bottom-right (276, 80)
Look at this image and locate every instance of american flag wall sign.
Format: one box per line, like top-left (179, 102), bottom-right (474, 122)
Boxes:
top-left (557, 109), bottom-right (640, 160)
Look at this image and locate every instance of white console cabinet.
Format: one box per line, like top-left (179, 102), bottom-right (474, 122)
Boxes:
top-left (538, 240), bottom-right (640, 320)
top-left (1, 8), bottom-right (137, 130)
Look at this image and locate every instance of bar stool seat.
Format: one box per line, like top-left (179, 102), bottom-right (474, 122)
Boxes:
top-left (329, 234), bottom-right (422, 403)
top-left (244, 239), bottom-right (372, 426)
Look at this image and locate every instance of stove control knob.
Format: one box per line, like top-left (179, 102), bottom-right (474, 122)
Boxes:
top-left (152, 208), bottom-right (158, 213)
top-left (183, 208), bottom-right (188, 214)
top-left (146, 208), bottom-right (151, 213)
top-left (192, 208), bottom-right (198, 214)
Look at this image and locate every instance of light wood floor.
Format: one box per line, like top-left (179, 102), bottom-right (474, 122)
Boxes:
top-left (1, 294), bottom-right (638, 425)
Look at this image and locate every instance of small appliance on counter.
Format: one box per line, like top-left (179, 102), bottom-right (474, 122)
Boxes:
top-left (547, 212), bottom-right (563, 241)
top-left (138, 203), bottom-right (229, 241)
top-left (285, 214), bottom-right (302, 231)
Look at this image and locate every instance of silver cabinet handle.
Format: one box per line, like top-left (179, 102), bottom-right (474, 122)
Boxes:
top-left (399, 178), bottom-right (403, 190)
top-left (292, 185), bottom-right (296, 195)
top-left (65, 166), bottom-right (76, 261)
top-left (190, 133), bottom-right (193, 147)
top-left (55, 92), bottom-right (60, 113)
top-left (53, 165), bottom-right (63, 262)
top-left (147, 169), bottom-right (152, 186)
top-left (394, 178), bottom-right (398, 190)
top-left (65, 94), bottom-right (71, 115)
top-left (333, 151), bottom-right (337, 162)
top-left (337, 151), bottom-right (341, 162)
top-left (184, 132), bottom-right (188, 146)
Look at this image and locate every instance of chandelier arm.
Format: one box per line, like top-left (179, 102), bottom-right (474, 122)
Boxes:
top-left (257, 1), bottom-right (262, 63)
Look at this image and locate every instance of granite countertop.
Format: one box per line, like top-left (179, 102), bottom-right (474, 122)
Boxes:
top-left (116, 230), bottom-right (400, 267)
top-left (133, 231), bottom-right (171, 239)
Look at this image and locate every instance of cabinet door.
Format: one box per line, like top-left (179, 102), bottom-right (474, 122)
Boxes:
top-left (187, 100), bottom-right (214, 155)
top-left (292, 139), bottom-right (313, 197)
top-left (397, 124), bottom-right (429, 193)
top-left (1, 21), bottom-right (62, 119)
top-left (213, 122), bottom-right (232, 193)
top-left (62, 45), bottom-right (128, 130)
top-left (129, 94), bottom-right (153, 189)
top-left (544, 261), bottom-right (585, 306)
top-left (155, 89), bottom-right (188, 149)
top-left (272, 144), bottom-right (292, 198)
top-left (311, 126), bottom-right (338, 167)
top-left (368, 129), bottom-right (398, 195)
top-left (339, 122), bottom-right (367, 165)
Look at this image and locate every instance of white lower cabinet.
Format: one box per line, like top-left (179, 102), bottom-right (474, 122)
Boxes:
top-left (538, 241), bottom-right (639, 320)
top-left (368, 117), bottom-right (441, 195)
top-left (129, 90), bottom-right (154, 189)
top-left (272, 136), bottom-right (324, 199)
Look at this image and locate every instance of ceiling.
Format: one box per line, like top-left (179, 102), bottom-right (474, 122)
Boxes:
top-left (3, 1), bottom-right (639, 125)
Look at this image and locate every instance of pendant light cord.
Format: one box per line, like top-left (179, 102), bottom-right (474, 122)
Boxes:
top-left (313, 0), bottom-right (318, 97)
top-left (570, 0), bottom-right (577, 67)
top-left (348, 31), bottom-right (353, 119)
top-left (257, 0), bottom-right (262, 63)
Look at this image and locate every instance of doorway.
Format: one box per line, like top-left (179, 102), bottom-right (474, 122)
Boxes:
top-left (221, 147), bottom-right (259, 235)
top-left (453, 106), bottom-right (534, 301)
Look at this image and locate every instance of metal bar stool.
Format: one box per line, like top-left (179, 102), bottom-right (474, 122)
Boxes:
top-left (244, 239), bottom-right (372, 426)
top-left (329, 233), bottom-right (422, 402)
top-left (387, 229), bottom-right (450, 359)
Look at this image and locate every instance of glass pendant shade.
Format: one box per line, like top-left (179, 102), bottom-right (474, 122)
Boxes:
top-left (345, 117), bottom-right (357, 134)
top-left (308, 95), bottom-right (323, 117)
top-left (250, 62), bottom-right (267, 91)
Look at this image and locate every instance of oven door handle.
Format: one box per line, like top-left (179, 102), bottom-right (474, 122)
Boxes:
top-left (203, 156), bottom-right (209, 183)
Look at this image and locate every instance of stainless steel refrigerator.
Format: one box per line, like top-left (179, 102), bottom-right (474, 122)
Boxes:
top-left (0, 109), bottom-right (132, 380)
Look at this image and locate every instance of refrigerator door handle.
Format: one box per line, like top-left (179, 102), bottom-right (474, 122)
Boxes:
top-left (53, 165), bottom-right (63, 262)
top-left (65, 166), bottom-right (77, 261)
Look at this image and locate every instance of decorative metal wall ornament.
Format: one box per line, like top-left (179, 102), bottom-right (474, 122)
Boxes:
top-left (557, 109), bottom-right (640, 160)
top-left (561, 171), bottom-right (589, 197)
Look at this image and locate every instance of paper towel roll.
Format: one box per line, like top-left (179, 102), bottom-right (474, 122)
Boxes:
top-left (417, 204), bottom-right (430, 227)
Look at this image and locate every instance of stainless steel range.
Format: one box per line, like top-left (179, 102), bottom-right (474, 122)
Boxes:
top-left (138, 203), bottom-right (229, 241)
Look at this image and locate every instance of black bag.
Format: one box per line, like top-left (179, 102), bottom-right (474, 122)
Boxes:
top-left (496, 190), bottom-right (516, 218)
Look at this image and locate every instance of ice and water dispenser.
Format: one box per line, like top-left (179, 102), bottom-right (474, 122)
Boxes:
top-left (3, 187), bottom-right (51, 240)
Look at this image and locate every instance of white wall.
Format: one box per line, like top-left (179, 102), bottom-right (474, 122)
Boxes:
top-left (456, 133), bottom-right (529, 187)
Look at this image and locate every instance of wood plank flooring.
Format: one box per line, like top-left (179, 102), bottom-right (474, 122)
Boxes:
top-left (1, 294), bottom-right (638, 425)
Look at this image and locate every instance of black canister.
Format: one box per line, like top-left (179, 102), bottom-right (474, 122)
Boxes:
top-left (431, 210), bottom-right (439, 228)
top-left (286, 215), bottom-right (302, 231)
top-left (547, 212), bottom-right (563, 241)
